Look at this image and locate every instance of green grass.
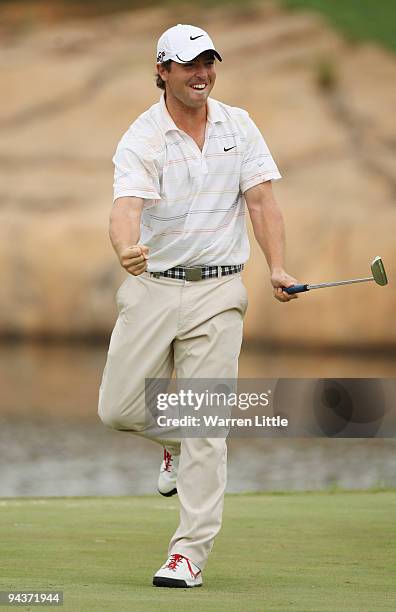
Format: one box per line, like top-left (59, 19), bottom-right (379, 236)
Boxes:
top-left (280, 0), bottom-right (396, 53)
top-left (1, 491), bottom-right (395, 611)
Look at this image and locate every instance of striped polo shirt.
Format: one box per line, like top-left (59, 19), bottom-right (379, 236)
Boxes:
top-left (112, 94), bottom-right (281, 272)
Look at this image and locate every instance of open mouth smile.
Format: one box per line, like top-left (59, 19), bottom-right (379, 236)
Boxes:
top-left (190, 83), bottom-right (207, 91)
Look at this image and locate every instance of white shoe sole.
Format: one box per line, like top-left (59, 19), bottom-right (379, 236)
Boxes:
top-left (153, 576), bottom-right (202, 588)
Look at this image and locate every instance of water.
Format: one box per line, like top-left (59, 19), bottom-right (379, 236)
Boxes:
top-left (0, 343), bottom-right (395, 497)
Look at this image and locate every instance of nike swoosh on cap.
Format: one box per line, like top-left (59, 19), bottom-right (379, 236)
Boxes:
top-left (190, 35), bottom-right (204, 40)
top-left (224, 146), bottom-right (236, 152)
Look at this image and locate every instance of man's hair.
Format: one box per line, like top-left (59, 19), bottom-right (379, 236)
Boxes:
top-left (155, 60), bottom-right (173, 90)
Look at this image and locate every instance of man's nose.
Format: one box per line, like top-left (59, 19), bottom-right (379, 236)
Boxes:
top-left (194, 64), bottom-right (208, 79)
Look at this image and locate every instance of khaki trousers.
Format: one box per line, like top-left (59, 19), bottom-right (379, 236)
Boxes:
top-left (98, 270), bottom-right (248, 570)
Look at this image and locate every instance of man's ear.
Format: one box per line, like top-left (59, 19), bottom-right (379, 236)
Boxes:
top-left (156, 63), bottom-right (168, 82)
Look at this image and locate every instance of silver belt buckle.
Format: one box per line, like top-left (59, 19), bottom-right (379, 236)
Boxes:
top-left (185, 267), bottom-right (202, 281)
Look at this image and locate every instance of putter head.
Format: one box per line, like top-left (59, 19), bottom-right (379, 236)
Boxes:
top-left (371, 256), bottom-right (388, 286)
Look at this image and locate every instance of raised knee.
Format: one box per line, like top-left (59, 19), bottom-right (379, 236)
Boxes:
top-left (98, 400), bottom-right (145, 432)
top-left (97, 400), bottom-right (124, 430)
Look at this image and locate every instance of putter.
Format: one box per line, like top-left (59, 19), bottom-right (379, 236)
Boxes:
top-left (284, 256), bottom-right (388, 295)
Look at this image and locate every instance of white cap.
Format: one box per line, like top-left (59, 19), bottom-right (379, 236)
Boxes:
top-left (156, 24), bottom-right (222, 64)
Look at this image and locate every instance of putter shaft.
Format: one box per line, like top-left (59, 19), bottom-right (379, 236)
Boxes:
top-left (308, 276), bottom-right (374, 290)
top-left (284, 256), bottom-right (387, 294)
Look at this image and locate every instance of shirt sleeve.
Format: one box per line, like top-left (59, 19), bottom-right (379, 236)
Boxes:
top-left (239, 116), bottom-right (282, 194)
top-left (112, 131), bottom-right (161, 207)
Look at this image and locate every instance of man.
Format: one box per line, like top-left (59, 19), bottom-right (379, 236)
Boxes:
top-left (98, 23), bottom-right (298, 589)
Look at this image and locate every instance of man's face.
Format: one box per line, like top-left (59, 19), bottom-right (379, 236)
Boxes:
top-left (158, 51), bottom-right (216, 109)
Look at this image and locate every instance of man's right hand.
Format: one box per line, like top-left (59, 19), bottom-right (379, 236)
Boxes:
top-left (119, 245), bottom-right (149, 276)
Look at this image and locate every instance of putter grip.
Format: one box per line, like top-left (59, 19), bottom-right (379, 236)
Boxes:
top-left (283, 284), bottom-right (309, 294)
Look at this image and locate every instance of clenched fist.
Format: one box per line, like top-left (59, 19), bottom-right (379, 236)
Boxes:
top-left (119, 245), bottom-right (149, 276)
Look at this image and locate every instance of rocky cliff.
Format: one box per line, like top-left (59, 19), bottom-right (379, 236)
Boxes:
top-left (1, 3), bottom-right (395, 346)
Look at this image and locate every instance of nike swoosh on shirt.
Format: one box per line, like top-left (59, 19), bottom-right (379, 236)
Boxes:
top-left (224, 146), bottom-right (236, 152)
top-left (190, 35), bottom-right (204, 40)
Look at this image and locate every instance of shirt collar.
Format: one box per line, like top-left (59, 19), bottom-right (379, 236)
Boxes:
top-left (158, 93), bottom-right (228, 134)
top-left (206, 97), bottom-right (228, 125)
top-left (158, 93), bottom-right (180, 134)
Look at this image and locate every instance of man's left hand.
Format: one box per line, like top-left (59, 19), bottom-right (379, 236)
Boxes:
top-left (271, 268), bottom-right (299, 302)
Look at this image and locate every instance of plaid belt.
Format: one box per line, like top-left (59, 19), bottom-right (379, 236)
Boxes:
top-left (150, 264), bottom-right (244, 281)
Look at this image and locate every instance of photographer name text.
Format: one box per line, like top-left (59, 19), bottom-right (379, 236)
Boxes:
top-left (156, 415), bottom-right (288, 428)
